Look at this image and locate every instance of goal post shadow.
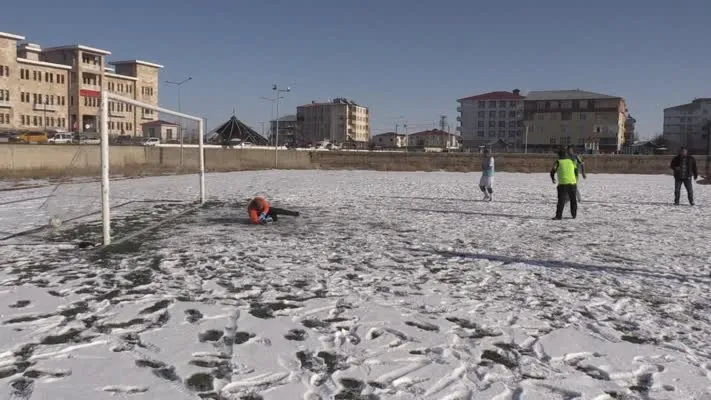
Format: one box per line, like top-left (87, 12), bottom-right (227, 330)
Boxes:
top-left (100, 91), bottom-right (206, 246)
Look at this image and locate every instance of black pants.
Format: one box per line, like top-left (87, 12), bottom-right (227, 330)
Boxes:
top-left (674, 178), bottom-right (694, 204)
top-left (267, 207), bottom-right (300, 221)
top-left (556, 184), bottom-right (578, 219)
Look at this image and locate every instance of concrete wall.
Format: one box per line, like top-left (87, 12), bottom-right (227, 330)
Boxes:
top-left (0, 144), bottom-right (682, 178)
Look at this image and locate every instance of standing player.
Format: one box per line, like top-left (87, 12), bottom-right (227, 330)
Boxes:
top-left (567, 145), bottom-right (586, 202)
top-left (479, 148), bottom-right (495, 201)
top-left (550, 148), bottom-right (578, 220)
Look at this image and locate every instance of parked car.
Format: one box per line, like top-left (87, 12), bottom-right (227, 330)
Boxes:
top-left (48, 133), bottom-right (74, 144)
top-left (79, 135), bottom-right (100, 145)
top-left (142, 137), bottom-right (160, 146)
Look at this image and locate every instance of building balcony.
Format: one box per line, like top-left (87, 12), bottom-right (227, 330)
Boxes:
top-left (82, 63), bottom-right (102, 72)
top-left (109, 111), bottom-right (126, 118)
top-left (0, 100), bottom-right (11, 108)
top-left (81, 83), bottom-right (101, 92)
top-left (456, 116), bottom-right (461, 122)
top-left (457, 106), bottom-right (462, 113)
top-left (33, 103), bottom-right (58, 112)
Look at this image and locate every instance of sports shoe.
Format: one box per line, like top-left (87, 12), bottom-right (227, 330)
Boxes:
top-left (482, 194), bottom-right (490, 201)
top-left (487, 193), bottom-right (493, 202)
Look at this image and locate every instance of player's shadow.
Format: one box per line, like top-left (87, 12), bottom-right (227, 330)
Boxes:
top-left (377, 195), bottom-right (549, 206)
top-left (401, 207), bottom-right (550, 221)
top-left (434, 250), bottom-right (711, 285)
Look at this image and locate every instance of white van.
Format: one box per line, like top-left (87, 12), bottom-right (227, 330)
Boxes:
top-left (48, 133), bottom-right (74, 144)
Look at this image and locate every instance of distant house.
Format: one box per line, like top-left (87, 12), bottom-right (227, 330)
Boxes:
top-left (623, 140), bottom-right (667, 155)
top-left (141, 120), bottom-right (178, 142)
top-left (408, 129), bottom-right (460, 150)
top-left (371, 132), bottom-right (408, 149)
top-left (477, 138), bottom-right (512, 153)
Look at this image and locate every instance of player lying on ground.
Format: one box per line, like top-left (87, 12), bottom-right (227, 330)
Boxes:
top-left (247, 196), bottom-right (300, 225)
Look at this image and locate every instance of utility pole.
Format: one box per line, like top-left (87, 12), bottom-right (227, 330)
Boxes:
top-left (271, 84), bottom-right (291, 168)
top-left (165, 77), bottom-right (192, 166)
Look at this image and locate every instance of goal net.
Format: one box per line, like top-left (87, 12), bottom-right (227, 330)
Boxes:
top-left (2, 93), bottom-right (206, 248)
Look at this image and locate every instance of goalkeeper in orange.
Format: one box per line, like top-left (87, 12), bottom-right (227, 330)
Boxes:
top-left (247, 196), bottom-right (300, 225)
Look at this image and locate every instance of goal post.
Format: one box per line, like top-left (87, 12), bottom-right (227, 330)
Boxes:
top-left (100, 91), bottom-right (206, 246)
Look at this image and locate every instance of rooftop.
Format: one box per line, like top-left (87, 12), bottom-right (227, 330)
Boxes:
top-left (525, 89), bottom-right (620, 101)
top-left (17, 58), bottom-right (72, 70)
top-left (458, 90), bottom-right (524, 102)
top-left (373, 131), bottom-right (407, 137)
top-left (271, 114), bottom-right (297, 122)
top-left (43, 44), bottom-right (112, 56)
top-left (110, 60), bottom-right (164, 69)
top-left (141, 120), bottom-right (178, 127)
top-left (409, 129), bottom-right (460, 137)
top-left (0, 32), bottom-right (26, 41)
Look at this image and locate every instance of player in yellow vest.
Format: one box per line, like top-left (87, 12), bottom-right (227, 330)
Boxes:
top-left (550, 148), bottom-right (578, 220)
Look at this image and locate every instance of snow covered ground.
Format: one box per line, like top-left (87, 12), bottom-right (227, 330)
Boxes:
top-left (1, 170), bottom-right (711, 399)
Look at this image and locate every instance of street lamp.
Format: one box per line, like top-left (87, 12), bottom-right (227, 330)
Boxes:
top-left (260, 95), bottom-right (283, 145)
top-left (165, 76), bottom-right (192, 166)
top-left (271, 84), bottom-right (291, 167)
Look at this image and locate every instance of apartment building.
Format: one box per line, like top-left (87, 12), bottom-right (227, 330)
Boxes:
top-left (523, 90), bottom-right (627, 153)
top-left (457, 89), bottom-right (524, 149)
top-left (0, 31), bottom-right (162, 136)
top-left (663, 98), bottom-right (711, 153)
top-left (408, 129), bottom-right (460, 149)
top-left (296, 98), bottom-right (369, 148)
top-left (269, 114), bottom-right (297, 146)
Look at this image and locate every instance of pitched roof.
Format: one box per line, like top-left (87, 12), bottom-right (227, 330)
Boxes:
top-left (208, 116), bottom-right (268, 145)
top-left (409, 129), bottom-right (460, 137)
top-left (141, 119), bottom-right (178, 126)
top-left (372, 131), bottom-right (406, 138)
top-left (664, 98), bottom-right (711, 112)
top-left (525, 89), bottom-right (619, 101)
top-left (458, 91), bottom-right (524, 102)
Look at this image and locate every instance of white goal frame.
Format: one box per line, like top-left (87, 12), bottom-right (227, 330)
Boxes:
top-left (100, 92), bottom-right (205, 246)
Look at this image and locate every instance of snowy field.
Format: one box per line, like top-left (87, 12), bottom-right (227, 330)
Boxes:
top-left (1, 170), bottom-right (711, 400)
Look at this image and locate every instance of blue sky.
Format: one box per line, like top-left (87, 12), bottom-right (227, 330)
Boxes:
top-left (3, 0), bottom-right (710, 138)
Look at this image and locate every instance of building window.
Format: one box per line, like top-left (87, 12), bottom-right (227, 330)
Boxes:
top-left (166, 129), bottom-right (173, 139)
top-left (579, 100), bottom-right (588, 109)
top-left (488, 131), bottom-right (496, 137)
top-left (499, 101), bottom-right (507, 108)
top-left (0, 65), bottom-right (8, 77)
top-left (509, 101), bottom-right (517, 107)
top-left (488, 100), bottom-right (497, 108)
top-left (488, 121), bottom-right (495, 128)
top-left (561, 101), bottom-right (572, 109)
top-left (508, 111), bottom-right (517, 118)
top-left (477, 121), bottom-right (485, 128)
top-left (489, 111), bottom-right (496, 119)
top-left (478, 101), bottom-right (485, 109)
top-left (0, 89), bottom-right (8, 101)
top-left (580, 113), bottom-right (587, 120)
top-left (498, 121), bottom-right (506, 128)
top-left (477, 130), bottom-right (485, 137)
top-left (498, 111), bottom-right (506, 118)
top-left (508, 121), bottom-right (517, 128)
top-left (477, 111), bottom-right (485, 118)
top-left (508, 130), bottom-right (516, 138)
top-left (536, 114), bottom-right (544, 120)
top-left (550, 137), bottom-right (557, 145)
top-left (537, 101), bottom-right (546, 110)
top-left (550, 101), bottom-right (559, 109)
top-left (498, 130), bottom-right (506, 138)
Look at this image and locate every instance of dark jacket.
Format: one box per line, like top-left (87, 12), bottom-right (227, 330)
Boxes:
top-left (670, 155), bottom-right (698, 180)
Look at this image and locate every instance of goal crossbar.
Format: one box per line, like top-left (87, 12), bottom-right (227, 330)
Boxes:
top-left (100, 92), bottom-right (206, 246)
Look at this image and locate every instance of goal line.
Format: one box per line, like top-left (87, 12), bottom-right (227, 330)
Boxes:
top-left (100, 92), bottom-right (206, 246)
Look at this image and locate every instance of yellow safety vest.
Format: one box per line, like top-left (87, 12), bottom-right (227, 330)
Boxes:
top-left (557, 159), bottom-right (577, 185)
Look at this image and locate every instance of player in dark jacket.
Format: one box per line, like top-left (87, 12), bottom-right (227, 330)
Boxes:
top-left (669, 147), bottom-right (698, 205)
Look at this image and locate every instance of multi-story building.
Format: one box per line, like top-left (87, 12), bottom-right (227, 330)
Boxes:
top-left (0, 31), bottom-right (162, 136)
top-left (296, 98), bottom-right (369, 148)
top-left (269, 114), bottom-right (297, 146)
top-left (663, 98), bottom-right (711, 153)
top-left (457, 89), bottom-right (524, 149)
top-left (523, 90), bottom-right (627, 153)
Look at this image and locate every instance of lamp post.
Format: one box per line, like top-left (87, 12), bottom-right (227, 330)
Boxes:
top-left (165, 76), bottom-right (192, 166)
top-left (271, 84), bottom-right (291, 167)
top-left (260, 95), bottom-right (283, 145)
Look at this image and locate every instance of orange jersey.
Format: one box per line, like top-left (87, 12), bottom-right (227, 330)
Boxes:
top-left (247, 197), bottom-right (270, 224)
